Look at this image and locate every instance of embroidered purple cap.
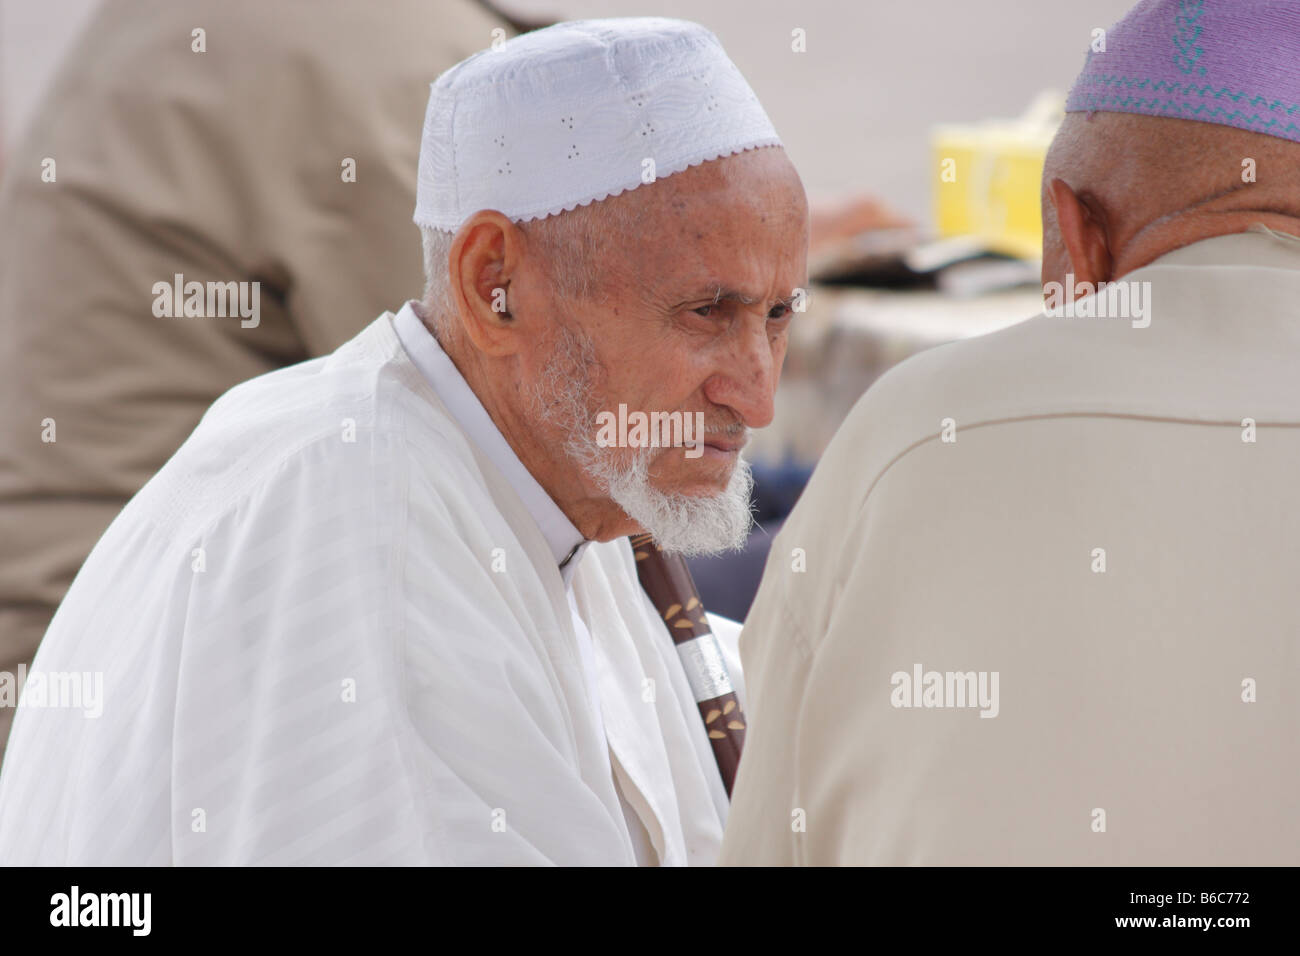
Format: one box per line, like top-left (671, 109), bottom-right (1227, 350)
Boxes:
top-left (1065, 0), bottom-right (1300, 143)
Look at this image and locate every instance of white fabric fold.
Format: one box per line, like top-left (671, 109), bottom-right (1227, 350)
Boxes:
top-left (0, 311), bottom-right (744, 866)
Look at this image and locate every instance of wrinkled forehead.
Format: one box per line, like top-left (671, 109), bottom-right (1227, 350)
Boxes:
top-left (629, 148), bottom-right (809, 238)
top-left (621, 169), bottom-right (810, 303)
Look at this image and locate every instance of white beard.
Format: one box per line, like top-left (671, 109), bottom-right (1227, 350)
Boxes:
top-left (525, 323), bottom-right (754, 556)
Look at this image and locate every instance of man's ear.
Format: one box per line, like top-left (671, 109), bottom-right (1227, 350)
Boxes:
top-left (450, 211), bottom-right (527, 357)
top-left (1047, 177), bottom-right (1113, 290)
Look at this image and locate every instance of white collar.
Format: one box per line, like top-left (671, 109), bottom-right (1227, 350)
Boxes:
top-left (393, 301), bottom-right (590, 587)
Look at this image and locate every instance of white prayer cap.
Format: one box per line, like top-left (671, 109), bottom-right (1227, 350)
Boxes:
top-left (413, 17), bottom-right (783, 232)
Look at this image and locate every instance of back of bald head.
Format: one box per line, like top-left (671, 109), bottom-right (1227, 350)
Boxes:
top-left (1044, 111), bottom-right (1300, 246)
top-left (1040, 111), bottom-right (1300, 288)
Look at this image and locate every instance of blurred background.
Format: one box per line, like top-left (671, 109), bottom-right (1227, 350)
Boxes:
top-left (0, 0), bottom-right (1136, 634)
top-left (3, 0), bottom-right (1135, 216)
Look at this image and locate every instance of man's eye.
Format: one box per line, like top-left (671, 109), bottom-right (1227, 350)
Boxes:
top-left (690, 303), bottom-right (792, 320)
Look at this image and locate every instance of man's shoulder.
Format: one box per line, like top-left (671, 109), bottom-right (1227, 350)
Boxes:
top-left (134, 316), bottom-right (464, 533)
top-left (824, 313), bottom-right (1069, 487)
top-left (835, 249), bottom-right (1300, 481)
top-left (773, 310), bottom-right (1147, 575)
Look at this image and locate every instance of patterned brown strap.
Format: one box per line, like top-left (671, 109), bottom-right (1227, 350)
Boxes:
top-left (629, 533), bottom-right (746, 797)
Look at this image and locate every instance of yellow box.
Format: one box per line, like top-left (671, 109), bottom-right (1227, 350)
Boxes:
top-left (931, 95), bottom-right (1062, 261)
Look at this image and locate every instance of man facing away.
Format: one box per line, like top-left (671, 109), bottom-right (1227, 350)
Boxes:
top-left (0, 18), bottom-right (809, 865)
top-left (722, 0), bottom-right (1300, 865)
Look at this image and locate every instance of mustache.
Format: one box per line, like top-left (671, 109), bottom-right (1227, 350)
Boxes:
top-left (581, 409), bottom-right (748, 433)
top-left (586, 411), bottom-right (751, 449)
top-left (702, 418), bottom-right (748, 438)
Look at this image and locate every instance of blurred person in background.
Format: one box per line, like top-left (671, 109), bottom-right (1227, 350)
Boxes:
top-left (0, 0), bottom-right (533, 763)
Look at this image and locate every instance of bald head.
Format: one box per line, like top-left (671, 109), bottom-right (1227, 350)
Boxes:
top-left (1040, 111), bottom-right (1300, 291)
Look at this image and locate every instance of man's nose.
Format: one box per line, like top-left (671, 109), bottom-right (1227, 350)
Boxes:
top-left (701, 318), bottom-right (779, 429)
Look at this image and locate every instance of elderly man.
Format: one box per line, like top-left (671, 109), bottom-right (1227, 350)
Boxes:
top-left (722, 0), bottom-right (1300, 865)
top-left (0, 18), bottom-right (809, 865)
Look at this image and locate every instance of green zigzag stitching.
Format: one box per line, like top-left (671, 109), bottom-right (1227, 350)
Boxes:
top-left (1074, 93), bottom-right (1300, 135)
top-left (1173, 0), bottom-right (1206, 75)
top-left (1080, 75), bottom-right (1300, 115)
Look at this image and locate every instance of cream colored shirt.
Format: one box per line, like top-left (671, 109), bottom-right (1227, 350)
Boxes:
top-left (721, 227), bottom-right (1300, 866)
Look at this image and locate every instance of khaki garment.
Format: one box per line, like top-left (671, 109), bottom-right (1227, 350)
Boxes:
top-left (0, 0), bottom-right (511, 760)
top-left (721, 228), bottom-right (1300, 866)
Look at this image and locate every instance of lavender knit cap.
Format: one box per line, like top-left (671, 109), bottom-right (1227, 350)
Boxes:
top-left (1066, 0), bottom-right (1300, 143)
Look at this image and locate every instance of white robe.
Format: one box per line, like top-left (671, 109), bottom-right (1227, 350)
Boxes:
top-left (391, 301), bottom-right (649, 863)
top-left (0, 309), bottom-right (745, 865)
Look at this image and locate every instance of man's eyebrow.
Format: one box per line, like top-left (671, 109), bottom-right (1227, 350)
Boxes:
top-left (673, 285), bottom-right (805, 309)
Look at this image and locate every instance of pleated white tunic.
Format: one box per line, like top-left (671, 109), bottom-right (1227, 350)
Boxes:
top-left (0, 306), bottom-right (744, 866)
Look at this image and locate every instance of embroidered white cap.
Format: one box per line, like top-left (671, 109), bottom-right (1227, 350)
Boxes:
top-left (413, 17), bottom-right (784, 232)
